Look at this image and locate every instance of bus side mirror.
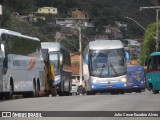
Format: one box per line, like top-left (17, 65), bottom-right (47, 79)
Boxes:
top-left (1, 44), bottom-right (5, 58)
top-left (125, 51), bottom-right (130, 62)
top-left (85, 54), bottom-right (89, 65)
top-left (60, 54), bottom-right (63, 65)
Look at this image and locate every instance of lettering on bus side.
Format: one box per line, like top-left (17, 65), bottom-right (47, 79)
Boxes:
top-left (13, 60), bottom-right (20, 66)
top-left (13, 60), bottom-right (26, 66)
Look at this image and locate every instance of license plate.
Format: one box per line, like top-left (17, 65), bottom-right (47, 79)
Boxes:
top-left (107, 86), bottom-right (112, 88)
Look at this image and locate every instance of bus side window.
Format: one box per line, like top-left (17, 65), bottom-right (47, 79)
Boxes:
top-left (158, 56), bottom-right (160, 70)
top-left (154, 56), bottom-right (158, 70)
top-left (1, 44), bottom-right (5, 58)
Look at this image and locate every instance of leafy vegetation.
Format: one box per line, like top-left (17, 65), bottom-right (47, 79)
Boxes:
top-left (0, 0), bottom-right (158, 53)
top-left (139, 22), bottom-right (160, 65)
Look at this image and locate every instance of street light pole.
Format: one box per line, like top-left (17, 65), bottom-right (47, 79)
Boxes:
top-left (124, 16), bottom-right (156, 39)
top-left (156, 9), bottom-right (159, 51)
top-left (140, 6), bottom-right (160, 51)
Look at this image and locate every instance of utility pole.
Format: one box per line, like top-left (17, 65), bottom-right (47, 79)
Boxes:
top-left (140, 6), bottom-right (160, 51)
top-left (55, 18), bottom-right (84, 85)
top-left (0, 5), bottom-right (2, 28)
top-left (78, 26), bottom-right (83, 85)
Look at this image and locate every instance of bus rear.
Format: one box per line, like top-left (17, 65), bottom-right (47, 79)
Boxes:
top-left (126, 65), bottom-right (146, 93)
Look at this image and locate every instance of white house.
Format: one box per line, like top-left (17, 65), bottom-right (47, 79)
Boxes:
top-left (37, 7), bottom-right (58, 14)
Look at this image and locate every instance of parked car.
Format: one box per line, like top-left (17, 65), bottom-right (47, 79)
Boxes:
top-left (70, 84), bottom-right (79, 95)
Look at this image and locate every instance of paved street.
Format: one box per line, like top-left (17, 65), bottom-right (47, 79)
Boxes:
top-left (1, 92), bottom-right (160, 120)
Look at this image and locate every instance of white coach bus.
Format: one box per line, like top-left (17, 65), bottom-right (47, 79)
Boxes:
top-left (41, 42), bottom-right (72, 96)
top-left (0, 29), bottom-right (45, 99)
top-left (83, 40), bottom-right (128, 94)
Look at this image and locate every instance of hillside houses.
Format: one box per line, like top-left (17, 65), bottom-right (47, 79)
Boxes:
top-left (69, 8), bottom-right (89, 20)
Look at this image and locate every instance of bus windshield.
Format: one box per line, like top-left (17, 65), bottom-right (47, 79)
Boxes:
top-left (49, 51), bottom-right (60, 76)
top-left (90, 49), bottom-right (126, 77)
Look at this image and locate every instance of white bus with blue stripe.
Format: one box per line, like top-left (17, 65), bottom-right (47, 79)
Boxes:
top-left (83, 40), bottom-right (127, 94)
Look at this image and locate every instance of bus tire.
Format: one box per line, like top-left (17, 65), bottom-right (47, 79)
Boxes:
top-left (135, 89), bottom-right (141, 93)
top-left (0, 93), bottom-right (4, 100)
top-left (58, 91), bottom-right (64, 96)
top-left (152, 90), bottom-right (159, 94)
top-left (111, 91), bottom-right (119, 94)
top-left (5, 79), bottom-right (14, 100)
top-left (149, 83), bottom-right (158, 94)
top-left (86, 91), bottom-right (95, 95)
top-left (86, 91), bottom-right (90, 95)
top-left (9, 78), bottom-right (14, 99)
top-left (120, 91), bottom-right (125, 94)
top-left (36, 79), bottom-right (40, 97)
top-left (65, 91), bottom-right (70, 96)
top-left (32, 79), bottom-right (37, 97)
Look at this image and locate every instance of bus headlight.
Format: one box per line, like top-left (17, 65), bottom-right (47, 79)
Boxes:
top-left (92, 79), bottom-right (97, 83)
top-left (121, 77), bottom-right (127, 82)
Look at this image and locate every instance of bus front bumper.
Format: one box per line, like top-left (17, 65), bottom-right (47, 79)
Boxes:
top-left (90, 82), bottom-right (127, 91)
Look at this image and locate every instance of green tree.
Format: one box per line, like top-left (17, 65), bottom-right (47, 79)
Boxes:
top-left (139, 22), bottom-right (160, 65)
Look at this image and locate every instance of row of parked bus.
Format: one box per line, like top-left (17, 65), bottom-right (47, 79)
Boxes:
top-left (0, 29), bottom-right (159, 100)
top-left (0, 29), bottom-right (72, 99)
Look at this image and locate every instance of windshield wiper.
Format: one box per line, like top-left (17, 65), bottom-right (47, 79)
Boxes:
top-left (99, 63), bottom-right (110, 77)
top-left (110, 62), bottom-right (118, 76)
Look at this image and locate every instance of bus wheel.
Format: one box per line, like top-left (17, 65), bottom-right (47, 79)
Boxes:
top-left (86, 91), bottom-right (90, 95)
top-left (0, 93), bottom-right (4, 100)
top-left (65, 91), bottom-right (70, 96)
top-left (152, 90), bottom-right (159, 94)
top-left (149, 83), bottom-right (158, 94)
top-left (8, 79), bottom-right (14, 99)
top-left (5, 80), bottom-right (14, 100)
top-left (120, 91), bottom-right (125, 94)
top-left (135, 89), bottom-right (141, 93)
top-left (86, 91), bottom-right (95, 95)
top-left (32, 79), bottom-right (37, 97)
top-left (58, 91), bottom-right (64, 96)
top-left (111, 91), bottom-right (119, 94)
top-left (36, 79), bottom-right (40, 97)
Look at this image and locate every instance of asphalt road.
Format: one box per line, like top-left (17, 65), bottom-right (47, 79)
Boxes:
top-left (0, 92), bottom-right (160, 120)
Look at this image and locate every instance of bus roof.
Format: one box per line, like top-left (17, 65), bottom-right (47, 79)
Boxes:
top-left (89, 40), bottom-right (124, 50)
top-left (41, 42), bottom-right (65, 51)
top-left (0, 29), bottom-right (39, 41)
top-left (150, 52), bottom-right (160, 57)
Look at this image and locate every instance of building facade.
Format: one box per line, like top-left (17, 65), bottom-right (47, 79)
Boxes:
top-left (37, 7), bottom-right (58, 14)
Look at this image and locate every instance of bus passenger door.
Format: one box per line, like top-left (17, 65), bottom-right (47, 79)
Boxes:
top-left (0, 44), bottom-right (5, 91)
top-left (0, 57), bottom-right (3, 91)
top-left (146, 57), bottom-right (159, 90)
